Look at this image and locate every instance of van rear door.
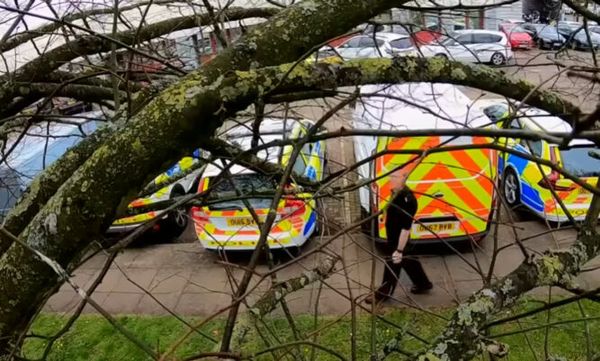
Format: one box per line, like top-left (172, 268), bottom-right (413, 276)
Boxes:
top-left (376, 135), bottom-right (496, 241)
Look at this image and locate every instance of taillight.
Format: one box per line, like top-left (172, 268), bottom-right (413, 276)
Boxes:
top-left (538, 148), bottom-right (575, 191)
top-left (197, 178), bottom-right (206, 193)
top-left (192, 209), bottom-right (209, 221)
top-left (282, 198), bottom-right (305, 218)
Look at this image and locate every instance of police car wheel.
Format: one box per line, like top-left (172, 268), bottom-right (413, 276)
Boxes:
top-left (161, 207), bottom-right (189, 241)
top-left (503, 170), bottom-right (520, 207)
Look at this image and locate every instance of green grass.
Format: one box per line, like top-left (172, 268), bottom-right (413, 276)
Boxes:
top-left (22, 298), bottom-right (600, 360)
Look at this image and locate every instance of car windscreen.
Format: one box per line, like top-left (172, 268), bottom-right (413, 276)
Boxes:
top-left (559, 146), bottom-right (600, 177)
top-left (208, 174), bottom-right (276, 210)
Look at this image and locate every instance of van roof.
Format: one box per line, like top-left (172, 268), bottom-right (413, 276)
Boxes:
top-left (354, 83), bottom-right (490, 131)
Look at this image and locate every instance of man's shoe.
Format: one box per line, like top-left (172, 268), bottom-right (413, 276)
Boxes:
top-left (410, 284), bottom-right (433, 294)
top-left (365, 292), bottom-right (388, 305)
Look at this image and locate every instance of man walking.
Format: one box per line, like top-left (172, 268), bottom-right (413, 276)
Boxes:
top-left (366, 154), bottom-right (433, 305)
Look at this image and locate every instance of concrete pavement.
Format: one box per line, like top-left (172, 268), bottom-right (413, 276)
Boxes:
top-left (46, 218), bottom-right (600, 315)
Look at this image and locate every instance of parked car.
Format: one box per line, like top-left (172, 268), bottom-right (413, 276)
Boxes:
top-left (0, 113), bottom-right (101, 221)
top-left (557, 22), bottom-right (600, 50)
top-left (483, 101), bottom-right (600, 223)
top-left (327, 32), bottom-right (417, 60)
top-left (525, 24), bottom-right (565, 49)
top-left (0, 110), bottom-right (207, 241)
top-left (499, 24), bottom-right (534, 49)
top-left (354, 83), bottom-right (497, 245)
top-left (590, 25), bottom-right (600, 35)
top-left (420, 30), bottom-right (513, 65)
top-left (108, 150), bottom-right (208, 239)
top-left (191, 117), bottom-right (326, 252)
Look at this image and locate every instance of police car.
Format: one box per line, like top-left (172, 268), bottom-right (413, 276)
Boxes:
top-left (191, 117), bottom-right (326, 251)
top-left (483, 101), bottom-right (600, 222)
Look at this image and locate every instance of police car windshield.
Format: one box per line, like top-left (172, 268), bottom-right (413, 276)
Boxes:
top-left (560, 146), bottom-right (600, 177)
top-left (208, 174), bottom-right (275, 210)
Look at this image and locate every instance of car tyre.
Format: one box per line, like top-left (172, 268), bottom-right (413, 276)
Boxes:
top-left (570, 41), bottom-right (578, 50)
top-left (502, 168), bottom-right (521, 208)
top-left (490, 52), bottom-right (506, 66)
top-left (537, 39), bottom-right (545, 49)
top-left (160, 207), bottom-right (189, 241)
top-left (434, 53), bottom-right (448, 60)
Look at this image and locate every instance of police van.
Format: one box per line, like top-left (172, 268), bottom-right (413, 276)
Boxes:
top-left (354, 83), bottom-right (498, 244)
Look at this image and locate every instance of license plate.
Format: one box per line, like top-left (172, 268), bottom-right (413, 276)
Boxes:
top-left (414, 221), bottom-right (458, 235)
top-left (227, 218), bottom-right (259, 227)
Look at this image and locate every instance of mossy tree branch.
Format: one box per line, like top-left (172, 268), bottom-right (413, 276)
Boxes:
top-left (0, 55), bottom-right (586, 356)
top-left (0, 0), bottom-right (408, 261)
top-left (0, 1), bottom-right (428, 352)
top-left (229, 256), bottom-right (338, 351)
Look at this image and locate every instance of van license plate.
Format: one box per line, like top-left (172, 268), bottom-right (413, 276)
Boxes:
top-left (227, 218), bottom-right (258, 227)
top-left (414, 222), bottom-right (458, 235)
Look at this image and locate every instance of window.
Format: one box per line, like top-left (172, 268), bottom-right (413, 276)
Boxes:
top-left (388, 25), bottom-right (409, 35)
top-left (472, 34), bottom-right (502, 44)
top-left (483, 104), bottom-right (508, 123)
top-left (427, 23), bottom-right (441, 32)
top-left (358, 37), bottom-right (384, 48)
top-left (389, 38), bottom-right (413, 49)
top-left (292, 143), bottom-right (312, 175)
top-left (455, 34), bottom-right (473, 44)
top-left (559, 146), bottom-right (600, 177)
top-left (508, 119), bottom-right (521, 129)
top-left (208, 174), bottom-right (275, 210)
top-left (521, 139), bottom-right (543, 157)
top-left (341, 37), bottom-right (362, 48)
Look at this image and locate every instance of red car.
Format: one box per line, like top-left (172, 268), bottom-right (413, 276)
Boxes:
top-left (500, 24), bottom-right (534, 49)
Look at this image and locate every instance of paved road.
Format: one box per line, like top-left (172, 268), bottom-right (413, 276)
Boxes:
top-left (47, 222), bottom-right (600, 315)
top-left (46, 50), bottom-right (600, 315)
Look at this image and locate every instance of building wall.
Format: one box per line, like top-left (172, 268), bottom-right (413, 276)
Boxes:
top-left (522, 0), bottom-right (561, 22)
top-left (484, 1), bottom-right (523, 30)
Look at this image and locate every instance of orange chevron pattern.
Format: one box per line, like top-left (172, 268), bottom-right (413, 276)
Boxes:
top-left (374, 135), bottom-right (496, 241)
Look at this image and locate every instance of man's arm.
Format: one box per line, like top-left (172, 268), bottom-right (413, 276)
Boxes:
top-left (397, 228), bottom-right (410, 252)
top-left (392, 228), bottom-right (411, 264)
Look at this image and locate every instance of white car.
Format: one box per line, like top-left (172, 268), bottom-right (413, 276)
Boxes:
top-left (420, 30), bottom-right (513, 65)
top-left (328, 32), bottom-right (417, 60)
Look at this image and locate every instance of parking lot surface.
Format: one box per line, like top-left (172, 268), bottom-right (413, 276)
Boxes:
top-left (46, 49), bottom-right (600, 315)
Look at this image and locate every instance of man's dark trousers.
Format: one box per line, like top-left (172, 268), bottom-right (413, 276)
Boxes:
top-left (378, 238), bottom-right (432, 296)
